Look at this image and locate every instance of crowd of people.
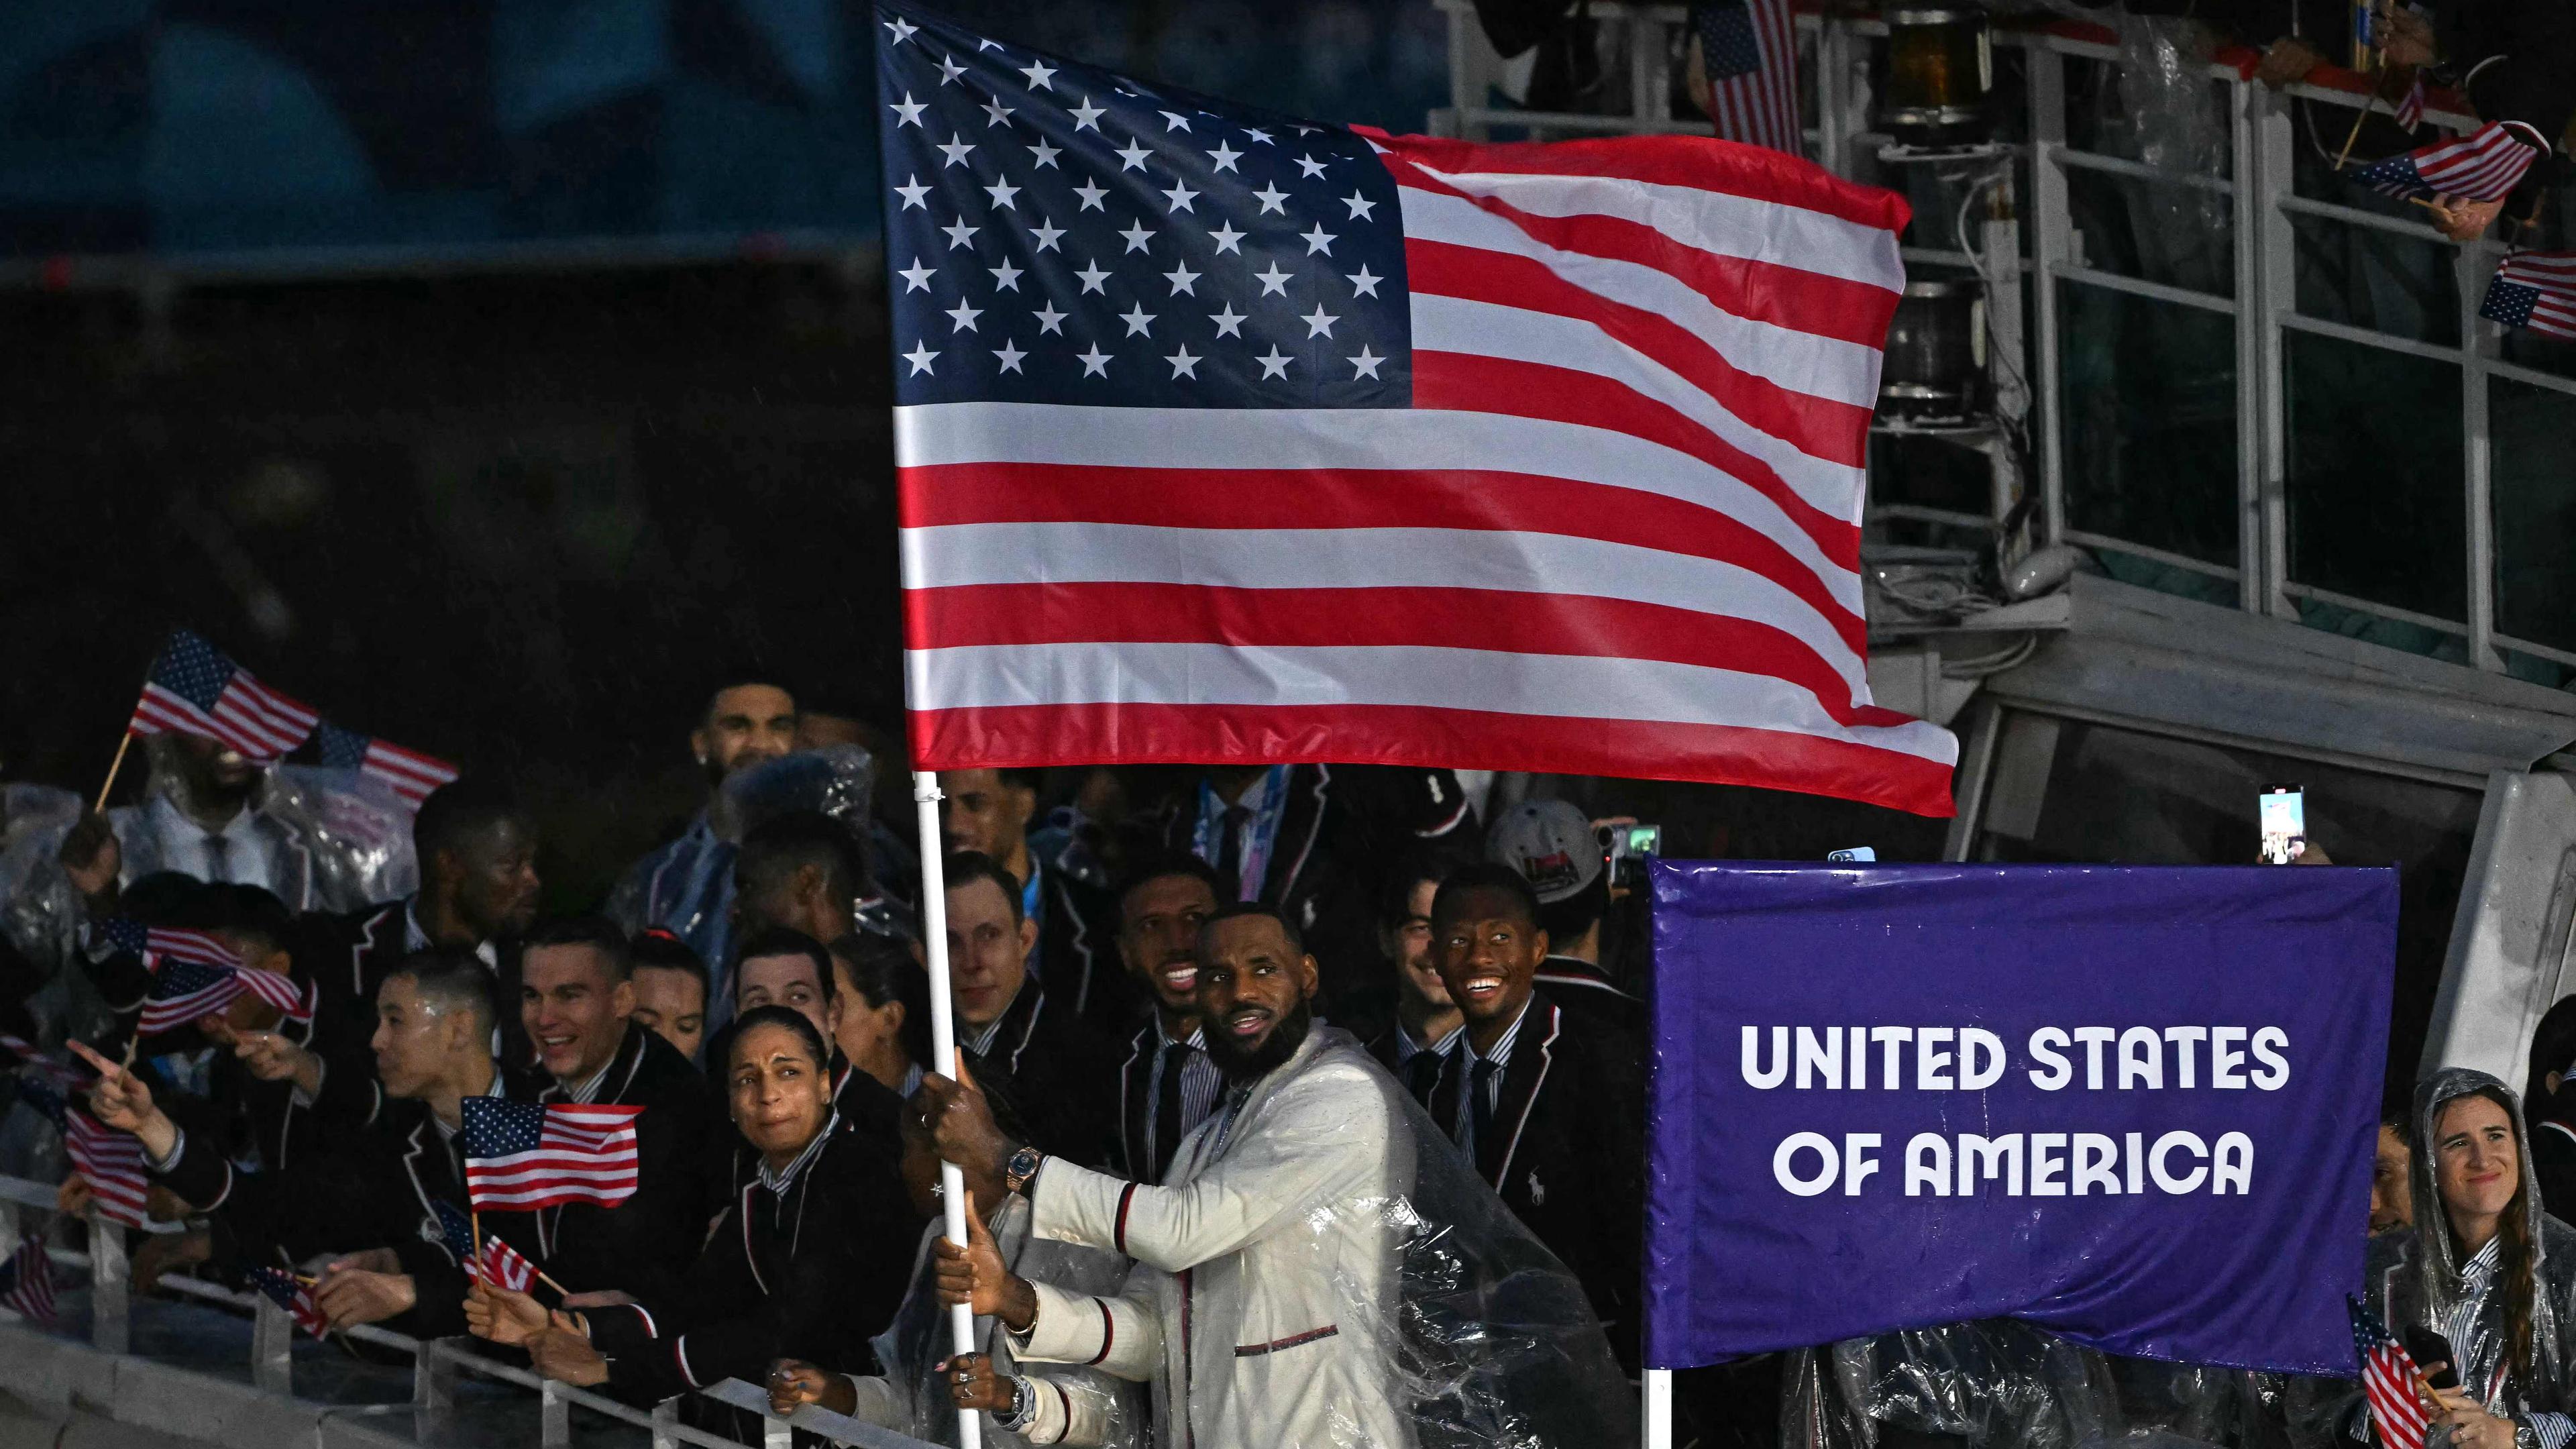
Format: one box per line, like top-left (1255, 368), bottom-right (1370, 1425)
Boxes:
top-left (19, 674), bottom-right (1648, 1447)
top-left (26, 672), bottom-right (2576, 1449)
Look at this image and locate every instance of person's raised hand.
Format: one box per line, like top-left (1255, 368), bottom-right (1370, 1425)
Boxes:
top-left (767, 1359), bottom-right (859, 1417)
top-left (58, 814), bottom-right (120, 907)
top-left (2430, 195), bottom-right (2505, 244)
top-left (919, 1061), bottom-right (1014, 1182)
top-left (935, 1353), bottom-right (1017, 1413)
top-left (2379, 3), bottom-right (2436, 68)
top-left (464, 1281), bottom-right (551, 1347)
top-left (56, 1174), bottom-right (93, 1218)
top-left (231, 1031), bottom-right (323, 1095)
top-left (67, 1040), bottom-right (177, 1160)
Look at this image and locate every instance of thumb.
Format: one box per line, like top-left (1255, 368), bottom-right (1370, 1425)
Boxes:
top-left (962, 1189), bottom-right (994, 1244)
top-left (952, 1055), bottom-right (979, 1094)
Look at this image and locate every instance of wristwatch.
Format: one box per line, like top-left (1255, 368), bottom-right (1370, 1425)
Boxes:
top-left (996, 1375), bottom-right (1036, 1432)
top-left (1005, 1145), bottom-right (1047, 1197)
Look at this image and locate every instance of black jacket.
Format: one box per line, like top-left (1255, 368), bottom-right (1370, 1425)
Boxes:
top-left (1034, 855), bottom-right (1130, 1038)
top-left (1364, 1022), bottom-right (1460, 1110)
top-left (2539, 1116), bottom-right (2576, 1224)
top-left (1432, 990), bottom-right (1646, 1373)
top-left (964, 980), bottom-right (1119, 1170)
top-left (154, 1078), bottom-right (542, 1340)
top-left (1534, 955), bottom-right (1647, 1034)
top-left (1110, 1019), bottom-right (1229, 1184)
top-left (589, 1117), bottom-right (921, 1402)
top-left (509, 1024), bottom-right (734, 1305)
top-left (1158, 764), bottom-right (1475, 1013)
top-left (299, 901), bottom-right (532, 1080)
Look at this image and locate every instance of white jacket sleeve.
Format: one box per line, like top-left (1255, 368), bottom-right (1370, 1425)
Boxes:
top-left (1014, 1368), bottom-right (1126, 1446)
top-left (1028, 1061), bottom-right (1385, 1273)
top-left (1014, 1265), bottom-right (1164, 1381)
top-left (834, 1373), bottom-right (909, 1427)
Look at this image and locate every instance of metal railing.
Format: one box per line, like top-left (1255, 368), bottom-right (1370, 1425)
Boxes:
top-left (1424, 0), bottom-right (2576, 680)
top-left (0, 1175), bottom-right (939, 1449)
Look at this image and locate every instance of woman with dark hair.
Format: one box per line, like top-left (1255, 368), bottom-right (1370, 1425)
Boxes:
top-left (2525, 999), bottom-right (2576, 1222)
top-left (2296, 1069), bottom-right (2576, 1449)
top-left (462, 1005), bottom-right (920, 1410)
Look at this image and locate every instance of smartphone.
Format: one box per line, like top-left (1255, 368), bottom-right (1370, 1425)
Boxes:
top-left (1827, 847), bottom-right (1878, 863)
top-left (2403, 1328), bottom-right (2460, 1390)
top-left (2259, 786), bottom-right (2306, 865)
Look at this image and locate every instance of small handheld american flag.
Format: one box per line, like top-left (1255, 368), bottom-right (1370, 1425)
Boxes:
top-left (126, 630), bottom-right (319, 763)
top-left (105, 920), bottom-right (309, 1034)
top-left (460, 1097), bottom-right (643, 1211)
top-left (480, 1235), bottom-right (539, 1293)
top-left (2393, 74), bottom-right (2427, 133)
top-left (2480, 250), bottom-right (2576, 341)
top-left (248, 1266), bottom-right (330, 1338)
top-left (65, 1110), bottom-right (152, 1229)
top-left (0, 1240), bottom-right (58, 1326)
top-left (2351, 1297), bottom-right (2428, 1449)
top-left (2357, 121), bottom-right (2541, 203)
top-left (309, 720), bottom-right (460, 809)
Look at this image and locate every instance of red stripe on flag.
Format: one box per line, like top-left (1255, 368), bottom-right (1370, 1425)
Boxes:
top-left (906, 702), bottom-right (1957, 817)
top-left (1410, 351), bottom-right (1862, 571)
top-left (904, 582), bottom-right (1888, 726)
top-left (1364, 125), bottom-right (1895, 233)
top-left (1406, 239), bottom-right (1874, 469)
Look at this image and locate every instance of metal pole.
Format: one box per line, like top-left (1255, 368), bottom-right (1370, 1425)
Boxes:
top-left (1644, 1368), bottom-right (1674, 1449)
top-left (87, 1212), bottom-right (127, 1354)
top-left (252, 1294), bottom-right (294, 1395)
top-left (914, 771), bottom-right (985, 1449)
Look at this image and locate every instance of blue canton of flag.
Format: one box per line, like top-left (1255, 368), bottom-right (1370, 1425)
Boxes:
top-left (431, 1199), bottom-right (476, 1262)
top-left (461, 1096), bottom-right (547, 1155)
top-left (96, 918), bottom-right (148, 959)
top-left (143, 631), bottom-right (233, 716)
top-left (875, 3), bottom-right (1410, 411)
top-left (1695, 0), bottom-right (1765, 81)
top-left (16, 1075), bottom-right (66, 1132)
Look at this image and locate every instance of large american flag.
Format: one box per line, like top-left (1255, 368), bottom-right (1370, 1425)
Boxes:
top-left (460, 1097), bottom-right (643, 1210)
top-left (2480, 250), bottom-right (2576, 341)
top-left (875, 5), bottom-right (1953, 814)
top-left (126, 630), bottom-right (319, 763)
top-left (2357, 121), bottom-right (2542, 203)
top-left (2350, 1297), bottom-right (2428, 1449)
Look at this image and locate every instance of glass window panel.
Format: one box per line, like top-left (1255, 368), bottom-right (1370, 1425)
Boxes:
top-left (2056, 281), bottom-right (2237, 567)
top-left (2288, 213), bottom-right (2459, 347)
top-left (2491, 376), bottom-right (2576, 654)
top-left (2284, 331), bottom-right (2464, 620)
top-left (2065, 168), bottom-right (2236, 299)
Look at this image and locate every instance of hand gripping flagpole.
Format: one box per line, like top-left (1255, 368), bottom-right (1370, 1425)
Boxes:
top-left (912, 772), bottom-right (983, 1449)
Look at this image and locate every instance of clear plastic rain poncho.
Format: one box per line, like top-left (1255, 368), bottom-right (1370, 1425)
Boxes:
top-left (606, 744), bottom-right (898, 975)
top-left (1009, 1024), bottom-right (1632, 1449)
top-left (2288, 1069), bottom-right (2576, 1449)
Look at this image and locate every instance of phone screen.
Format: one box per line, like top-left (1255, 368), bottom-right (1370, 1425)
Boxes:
top-left (2259, 787), bottom-right (2306, 865)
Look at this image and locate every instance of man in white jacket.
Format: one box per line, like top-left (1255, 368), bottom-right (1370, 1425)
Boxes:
top-left (924, 902), bottom-right (1413, 1449)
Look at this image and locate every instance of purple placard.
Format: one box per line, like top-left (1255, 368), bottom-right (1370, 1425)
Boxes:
top-left (1644, 861), bottom-right (2398, 1375)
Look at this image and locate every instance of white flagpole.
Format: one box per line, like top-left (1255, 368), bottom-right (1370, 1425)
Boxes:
top-left (913, 771), bottom-right (983, 1449)
top-left (1644, 1368), bottom-right (1672, 1449)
